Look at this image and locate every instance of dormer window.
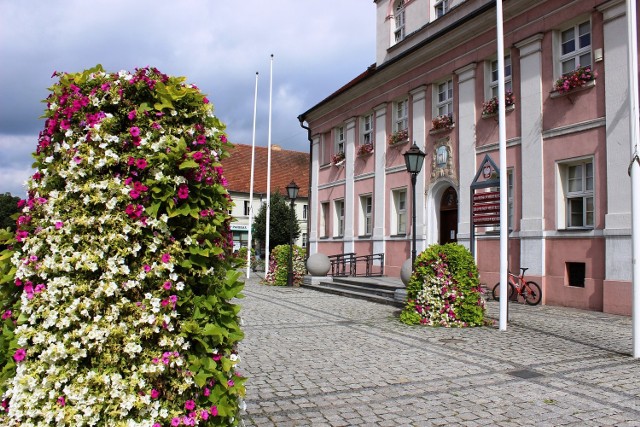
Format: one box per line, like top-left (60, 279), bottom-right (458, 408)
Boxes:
top-left (434, 0), bottom-right (449, 18)
top-left (394, 1), bottom-right (406, 43)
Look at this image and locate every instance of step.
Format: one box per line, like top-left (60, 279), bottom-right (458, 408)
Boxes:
top-left (319, 280), bottom-right (397, 298)
top-left (302, 281), bottom-right (404, 307)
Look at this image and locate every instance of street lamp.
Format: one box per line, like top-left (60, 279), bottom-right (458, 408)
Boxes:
top-left (286, 180), bottom-right (299, 286)
top-left (403, 142), bottom-right (426, 268)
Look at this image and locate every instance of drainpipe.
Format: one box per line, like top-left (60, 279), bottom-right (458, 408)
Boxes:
top-left (298, 115), bottom-right (313, 267)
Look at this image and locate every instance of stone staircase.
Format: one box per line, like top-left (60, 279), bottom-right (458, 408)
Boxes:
top-left (302, 276), bottom-right (406, 307)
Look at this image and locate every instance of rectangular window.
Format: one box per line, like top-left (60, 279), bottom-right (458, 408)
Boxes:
top-left (302, 204), bottom-right (308, 220)
top-left (436, 79), bottom-right (453, 117)
top-left (301, 233), bottom-right (307, 248)
top-left (335, 126), bottom-right (345, 155)
top-left (558, 158), bottom-right (594, 229)
top-left (360, 195), bottom-right (373, 236)
top-left (334, 199), bottom-right (345, 237)
top-left (394, 2), bottom-right (405, 43)
top-left (560, 20), bottom-right (591, 74)
top-left (321, 202), bottom-right (330, 238)
top-left (361, 113), bottom-right (374, 145)
top-left (508, 169), bottom-right (514, 230)
top-left (490, 56), bottom-right (512, 98)
top-left (244, 200), bottom-right (250, 216)
top-left (393, 189), bottom-right (407, 235)
top-left (567, 262), bottom-right (586, 287)
top-left (434, 0), bottom-right (449, 18)
top-left (394, 99), bottom-right (409, 133)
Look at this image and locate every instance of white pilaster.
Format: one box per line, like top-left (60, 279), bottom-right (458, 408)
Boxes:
top-left (454, 63), bottom-right (477, 250)
top-left (411, 86), bottom-right (427, 254)
top-left (373, 103), bottom-right (388, 255)
top-left (309, 135), bottom-right (321, 255)
top-left (599, 0), bottom-right (632, 280)
top-left (515, 34), bottom-right (545, 276)
top-left (344, 118), bottom-right (357, 254)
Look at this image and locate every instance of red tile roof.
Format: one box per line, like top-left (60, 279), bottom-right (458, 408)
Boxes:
top-left (221, 144), bottom-right (309, 198)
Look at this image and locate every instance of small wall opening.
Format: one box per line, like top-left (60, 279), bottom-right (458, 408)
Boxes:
top-left (566, 262), bottom-right (585, 287)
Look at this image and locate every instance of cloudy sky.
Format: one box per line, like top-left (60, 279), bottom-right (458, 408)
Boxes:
top-left (0, 0), bottom-right (375, 197)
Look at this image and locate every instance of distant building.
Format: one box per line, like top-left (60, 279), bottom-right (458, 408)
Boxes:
top-left (299, 0), bottom-right (637, 314)
top-left (221, 144), bottom-right (309, 256)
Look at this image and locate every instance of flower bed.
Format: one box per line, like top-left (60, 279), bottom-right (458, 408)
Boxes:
top-left (553, 65), bottom-right (596, 94)
top-left (400, 243), bottom-right (486, 327)
top-left (0, 66), bottom-right (246, 425)
top-left (264, 245), bottom-right (306, 286)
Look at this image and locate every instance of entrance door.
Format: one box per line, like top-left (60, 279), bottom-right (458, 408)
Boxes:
top-left (439, 186), bottom-right (458, 244)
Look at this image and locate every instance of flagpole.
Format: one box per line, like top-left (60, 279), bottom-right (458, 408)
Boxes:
top-left (246, 71), bottom-right (259, 279)
top-left (496, 0), bottom-right (508, 331)
top-left (626, 0), bottom-right (640, 358)
top-left (265, 54), bottom-right (274, 277)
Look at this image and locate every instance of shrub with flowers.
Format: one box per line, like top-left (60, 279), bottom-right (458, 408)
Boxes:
top-left (0, 65), bottom-right (246, 426)
top-left (481, 91), bottom-right (515, 117)
top-left (400, 243), bottom-right (486, 327)
top-left (431, 113), bottom-right (453, 130)
top-left (356, 143), bottom-right (374, 156)
top-left (553, 65), bottom-right (596, 94)
top-left (330, 151), bottom-right (345, 166)
top-left (387, 129), bottom-right (409, 146)
top-left (264, 245), bottom-right (306, 286)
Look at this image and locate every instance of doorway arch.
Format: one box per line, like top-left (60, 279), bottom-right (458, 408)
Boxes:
top-left (425, 180), bottom-right (459, 246)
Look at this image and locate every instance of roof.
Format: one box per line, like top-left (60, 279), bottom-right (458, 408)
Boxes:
top-left (220, 144), bottom-right (309, 198)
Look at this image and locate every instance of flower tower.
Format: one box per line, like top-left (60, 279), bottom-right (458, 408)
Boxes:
top-left (0, 65), bottom-right (246, 426)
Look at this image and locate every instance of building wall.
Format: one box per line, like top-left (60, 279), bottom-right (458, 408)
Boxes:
top-left (304, 0), bottom-right (637, 314)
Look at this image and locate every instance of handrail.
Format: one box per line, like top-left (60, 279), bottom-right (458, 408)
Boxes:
top-left (328, 252), bottom-right (384, 277)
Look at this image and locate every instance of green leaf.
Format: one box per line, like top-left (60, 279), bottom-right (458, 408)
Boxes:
top-left (179, 159), bottom-right (199, 170)
top-left (194, 371), bottom-right (209, 388)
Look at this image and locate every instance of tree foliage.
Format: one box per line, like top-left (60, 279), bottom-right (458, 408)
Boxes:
top-left (0, 193), bottom-right (20, 231)
top-left (252, 191), bottom-right (300, 252)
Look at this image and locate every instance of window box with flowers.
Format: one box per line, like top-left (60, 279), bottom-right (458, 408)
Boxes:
top-left (356, 143), bottom-right (374, 157)
top-left (551, 65), bottom-right (597, 98)
top-left (388, 128), bottom-right (409, 147)
top-left (331, 151), bottom-right (345, 166)
top-left (429, 113), bottom-right (454, 135)
top-left (481, 91), bottom-right (515, 119)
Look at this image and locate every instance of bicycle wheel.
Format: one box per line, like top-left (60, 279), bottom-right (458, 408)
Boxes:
top-left (492, 282), bottom-right (514, 301)
top-left (523, 281), bottom-right (542, 305)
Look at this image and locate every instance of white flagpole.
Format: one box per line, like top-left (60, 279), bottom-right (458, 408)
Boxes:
top-left (264, 54), bottom-right (274, 277)
top-left (496, 0), bottom-right (508, 331)
top-left (626, 0), bottom-right (640, 358)
top-left (246, 72), bottom-right (259, 279)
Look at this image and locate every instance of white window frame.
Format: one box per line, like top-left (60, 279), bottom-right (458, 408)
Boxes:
top-left (394, 0), bottom-right (406, 43)
top-left (488, 56), bottom-right (512, 99)
top-left (320, 202), bottom-right (330, 238)
top-left (243, 200), bottom-right (250, 216)
top-left (557, 19), bottom-right (592, 76)
top-left (335, 126), bottom-right (345, 155)
top-left (434, 79), bottom-right (453, 117)
top-left (359, 195), bottom-right (373, 236)
top-left (434, 0), bottom-right (449, 19)
top-left (302, 204), bottom-right (308, 220)
top-left (556, 157), bottom-right (594, 229)
top-left (361, 113), bottom-right (374, 145)
top-left (394, 99), bottom-right (409, 133)
top-left (301, 233), bottom-right (307, 248)
top-left (392, 189), bottom-right (407, 235)
top-left (334, 199), bottom-right (345, 237)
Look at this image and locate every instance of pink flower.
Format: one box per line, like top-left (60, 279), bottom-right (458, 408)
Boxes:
top-left (151, 389), bottom-right (160, 399)
top-left (129, 189), bottom-right (141, 199)
top-left (210, 406), bottom-right (218, 416)
top-left (203, 387), bottom-right (210, 397)
top-left (177, 184), bottom-right (189, 199)
top-left (55, 221), bottom-right (64, 229)
top-left (1, 310), bottom-right (11, 320)
top-left (227, 380), bottom-right (235, 387)
top-left (128, 110), bottom-right (137, 120)
top-left (163, 281), bottom-right (172, 290)
top-left (153, 424), bottom-right (162, 427)
top-left (136, 158), bottom-right (148, 169)
top-left (203, 97), bottom-right (210, 104)
top-left (57, 396), bottom-right (65, 406)
top-left (161, 253), bottom-right (171, 263)
top-left (130, 127), bottom-right (140, 137)
top-left (185, 400), bottom-right (196, 411)
top-left (13, 348), bottom-right (26, 362)
top-left (201, 410), bottom-right (209, 420)
top-left (192, 151), bottom-right (203, 161)
top-left (171, 417), bottom-right (181, 427)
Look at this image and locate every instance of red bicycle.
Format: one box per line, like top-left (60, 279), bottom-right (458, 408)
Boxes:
top-left (492, 267), bottom-right (542, 305)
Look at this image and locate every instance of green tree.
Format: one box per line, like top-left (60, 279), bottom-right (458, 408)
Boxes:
top-left (0, 193), bottom-right (20, 231)
top-left (253, 191), bottom-right (301, 253)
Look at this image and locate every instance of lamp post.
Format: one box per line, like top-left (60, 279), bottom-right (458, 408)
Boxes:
top-left (403, 142), bottom-right (426, 268)
top-left (286, 180), bottom-right (299, 286)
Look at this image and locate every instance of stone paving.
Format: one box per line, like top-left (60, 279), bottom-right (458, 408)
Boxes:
top-left (237, 275), bottom-right (640, 426)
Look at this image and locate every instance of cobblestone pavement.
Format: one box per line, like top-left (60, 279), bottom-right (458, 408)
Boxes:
top-left (237, 276), bottom-right (640, 426)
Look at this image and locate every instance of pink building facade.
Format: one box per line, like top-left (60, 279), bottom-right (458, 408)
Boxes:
top-left (299, 0), bottom-right (638, 315)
